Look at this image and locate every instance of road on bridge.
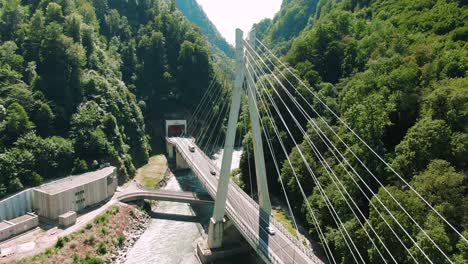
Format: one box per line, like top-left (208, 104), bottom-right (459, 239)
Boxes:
top-left (168, 137), bottom-right (323, 264)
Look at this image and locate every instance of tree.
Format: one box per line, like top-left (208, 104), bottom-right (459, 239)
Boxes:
top-left (423, 79), bottom-right (468, 132)
top-left (392, 118), bottom-right (452, 180)
top-left (23, 10), bottom-right (45, 63)
top-left (453, 231), bottom-right (468, 264)
top-left (136, 31), bottom-right (167, 100)
top-left (45, 2), bottom-right (64, 24)
top-left (64, 13), bottom-right (82, 42)
top-left (0, 0), bottom-right (28, 41)
top-left (0, 105), bottom-right (6, 121)
top-left (32, 102), bottom-right (54, 137)
top-left (1, 103), bottom-right (34, 146)
top-left (177, 40), bottom-right (211, 107)
top-left (410, 214), bottom-right (452, 264)
top-left (412, 160), bottom-right (465, 226)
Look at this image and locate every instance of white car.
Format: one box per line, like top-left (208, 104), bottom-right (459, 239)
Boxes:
top-left (189, 145), bottom-right (195, 152)
top-left (266, 226), bottom-right (276, 235)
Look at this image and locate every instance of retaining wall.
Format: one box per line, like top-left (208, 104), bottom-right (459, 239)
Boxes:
top-left (0, 189), bottom-right (34, 222)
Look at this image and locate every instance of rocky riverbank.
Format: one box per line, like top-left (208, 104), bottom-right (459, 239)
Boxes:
top-left (109, 205), bottom-right (151, 264)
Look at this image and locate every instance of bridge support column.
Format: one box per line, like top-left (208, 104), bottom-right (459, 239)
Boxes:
top-left (167, 142), bottom-right (175, 159)
top-left (200, 218), bottom-right (251, 263)
top-left (208, 217), bottom-right (225, 248)
top-left (245, 29), bottom-right (272, 215)
top-left (175, 148), bottom-right (190, 170)
top-left (208, 29), bottom-right (245, 248)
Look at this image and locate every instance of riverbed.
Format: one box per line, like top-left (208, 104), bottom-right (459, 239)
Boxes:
top-left (124, 148), bottom-right (253, 264)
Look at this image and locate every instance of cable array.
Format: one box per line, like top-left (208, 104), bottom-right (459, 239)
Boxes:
top-left (240, 37), bottom-right (465, 263)
top-left (179, 34), bottom-right (464, 264)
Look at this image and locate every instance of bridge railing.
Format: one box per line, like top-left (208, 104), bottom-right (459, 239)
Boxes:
top-left (228, 170), bottom-right (319, 260)
top-left (226, 205), bottom-right (283, 264)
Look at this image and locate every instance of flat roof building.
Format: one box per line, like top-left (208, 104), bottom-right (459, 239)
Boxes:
top-left (32, 166), bottom-right (117, 220)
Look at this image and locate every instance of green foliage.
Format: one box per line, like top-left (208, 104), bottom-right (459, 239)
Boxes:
top-left (117, 235), bottom-right (125, 247)
top-left (106, 205), bottom-right (120, 215)
top-left (0, 0), bottom-right (28, 41)
top-left (242, 0), bottom-right (468, 262)
top-left (412, 160), bottom-right (465, 225)
top-left (175, 0), bottom-right (235, 63)
top-left (1, 103), bottom-right (34, 146)
top-left (96, 241), bottom-right (107, 255)
top-left (256, 0), bottom-right (319, 54)
top-left (392, 118), bottom-right (452, 179)
top-left (55, 236), bottom-right (68, 249)
top-left (81, 255), bottom-right (103, 264)
top-left (0, 0), bottom-right (222, 198)
top-left (94, 214), bottom-right (108, 225)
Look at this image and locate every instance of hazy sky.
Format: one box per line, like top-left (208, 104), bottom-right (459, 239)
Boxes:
top-left (196, 0), bottom-right (282, 44)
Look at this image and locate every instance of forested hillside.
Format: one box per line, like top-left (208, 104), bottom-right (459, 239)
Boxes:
top-left (255, 0), bottom-right (319, 54)
top-left (241, 0), bottom-right (467, 263)
top-left (175, 0), bottom-right (234, 60)
top-left (0, 0), bottom-right (221, 198)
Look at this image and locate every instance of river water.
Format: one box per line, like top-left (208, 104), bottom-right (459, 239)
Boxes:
top-left (125, 149), bottom-right (254, 264)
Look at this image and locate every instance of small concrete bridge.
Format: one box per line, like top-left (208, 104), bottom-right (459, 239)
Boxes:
top-left (117, 189), bottom-right (213, 205)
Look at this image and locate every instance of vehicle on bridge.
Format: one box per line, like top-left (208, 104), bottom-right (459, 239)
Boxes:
top-left (189, 144), bottom-right (195, 152)
top-left (266, 226), bottom-right (276, 235)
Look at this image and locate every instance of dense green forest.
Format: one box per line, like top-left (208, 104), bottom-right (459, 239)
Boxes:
top-left (0, 0), bottom-right (223, 198)
top-left (239, 0), bottom-right (467, 263)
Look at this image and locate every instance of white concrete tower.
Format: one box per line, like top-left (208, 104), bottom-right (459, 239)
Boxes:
top-left (208, 29), bottom-right (245, 248)
top-left (245, 29), bottom-right (272, 215)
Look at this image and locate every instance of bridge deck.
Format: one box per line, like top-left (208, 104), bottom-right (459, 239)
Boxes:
top-left (167, 137), bottom-right (323, 264)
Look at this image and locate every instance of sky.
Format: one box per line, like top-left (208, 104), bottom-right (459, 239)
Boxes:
top-left (196, 0), bottom-right (283, 44)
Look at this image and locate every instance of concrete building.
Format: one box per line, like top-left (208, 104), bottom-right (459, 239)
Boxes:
top-left (32, 166), bottom-right (117, 220)
top-left (0, 213), bottom-right (38, 241)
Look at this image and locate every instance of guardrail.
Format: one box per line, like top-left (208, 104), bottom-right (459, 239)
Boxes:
top-left (169, 138), bottom-right (321, 263)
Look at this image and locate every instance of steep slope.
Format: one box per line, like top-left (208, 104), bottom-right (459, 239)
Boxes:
top-left (255, 0), bottom-right (319, 54)
top-left (175, 0), bottom-right (234, 57)
top-left (0, 0), bottom-right (223, 198)
top-left (239, 0), bottom-right (467, 263)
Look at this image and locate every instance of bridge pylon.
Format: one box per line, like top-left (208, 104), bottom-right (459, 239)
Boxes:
top-left (208, 28), bottom-right (272, 249)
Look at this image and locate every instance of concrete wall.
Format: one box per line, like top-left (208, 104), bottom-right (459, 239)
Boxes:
top-left (107, 168), bottom-right (118, 197)
top-left (0, 189), bottom-right (34, 222)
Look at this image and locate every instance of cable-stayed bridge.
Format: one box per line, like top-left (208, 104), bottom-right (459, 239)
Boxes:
top-left (164, 29), bottom-right (467, 264)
